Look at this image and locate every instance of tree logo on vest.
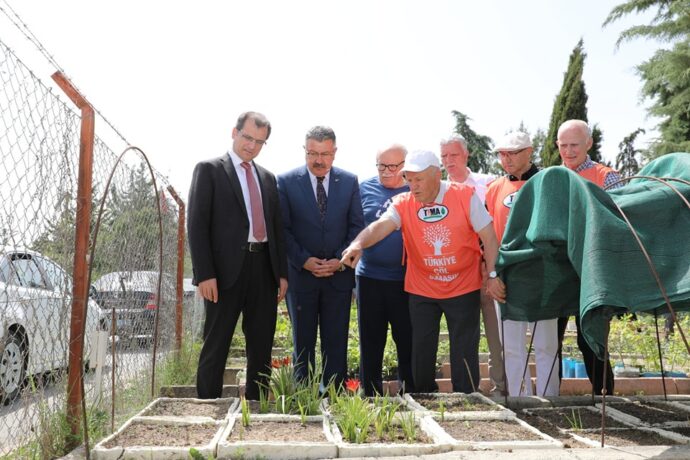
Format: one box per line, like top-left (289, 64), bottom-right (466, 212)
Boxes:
top-left (417, 204), bottom-right (448, 223)
top-left (423, 224), bottom-right (451, 256)
top-left (502, 192), bottom-right (518, 208)
top-left (422, 224), bottom-right (458, 282)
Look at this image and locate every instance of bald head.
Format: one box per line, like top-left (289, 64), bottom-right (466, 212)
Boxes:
top-left (557, 119), bottom-right (593, 170)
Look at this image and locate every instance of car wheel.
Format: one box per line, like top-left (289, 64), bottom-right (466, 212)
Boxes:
top-left (0, 331), bottom-right (27, 405)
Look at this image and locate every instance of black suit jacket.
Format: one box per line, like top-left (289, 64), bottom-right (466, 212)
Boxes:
top-left (187, 153), bottom-right (287, 290)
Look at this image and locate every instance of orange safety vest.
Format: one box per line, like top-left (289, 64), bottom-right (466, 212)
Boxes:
top-left (393, 183), bottom-right (482, 299)
top-left (485, 176), bottom-right (526, 243)
top-left (577, 163), bottom-right (617, 188)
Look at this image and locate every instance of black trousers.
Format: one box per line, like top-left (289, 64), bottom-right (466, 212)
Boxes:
top-left (409, 290), bottom-right (481, 394)
top-left (286, 281), bottom-right (352, 389)
top-left (557, 315), bottom-right (614, 395)
top-left (196, 249), bottom-right (277, 400)
top-left (356, 276), bottom-right (414, 396)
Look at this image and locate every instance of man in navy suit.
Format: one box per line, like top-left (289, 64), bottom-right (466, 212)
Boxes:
top-left (277, 126), bottom-right (364, 388)
top-left (188, 111), bottom-right (288, 400)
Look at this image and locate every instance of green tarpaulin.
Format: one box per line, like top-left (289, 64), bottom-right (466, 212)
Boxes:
top-left (495, 153), bottom-right (690, 359)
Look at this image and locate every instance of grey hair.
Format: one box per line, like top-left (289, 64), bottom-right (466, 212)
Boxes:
top-left (558, 119), bottom-right (591, 139)
top-left (305, 125), bottom-right (336, 144)
top-left (440, 134), bottom-right (467, 148)
top-left (376, 144), bottom-right (408, 161)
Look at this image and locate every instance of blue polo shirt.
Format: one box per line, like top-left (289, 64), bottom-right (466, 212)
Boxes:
top-left (355, 176), bottom-right (408, 281)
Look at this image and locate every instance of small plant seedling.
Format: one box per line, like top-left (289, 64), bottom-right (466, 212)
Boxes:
top-left (240, 397), bottom-right (250, 427)
top-left (399, 411), bottom-right (417, 442)
top-left (564, 408), bottom-right (583, 430)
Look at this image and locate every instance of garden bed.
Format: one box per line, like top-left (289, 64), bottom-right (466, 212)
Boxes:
top-left (331, 415), bottom-right (453, 457)
top-left (569, 427), bottom-right (685, 447)
top-left (139, 397), bottom-right (237, 421)
top-left (436, 413), bottom-right (562, 450)
top-left (93, 418), bottom-right (225, 460)
top-left (602, 401), bottom-right (690, 426)
top-left (405, 392), bottom-right (512, 419)
top-left (217, 414), bottom-right (337, 460)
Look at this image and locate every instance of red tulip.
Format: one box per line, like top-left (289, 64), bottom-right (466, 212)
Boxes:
top-left (345, 378), bottom-right (360, 393)
top-left (282, 356), bottom-right (291, 367)
top-left (271, 358), bottom-right (281, 368)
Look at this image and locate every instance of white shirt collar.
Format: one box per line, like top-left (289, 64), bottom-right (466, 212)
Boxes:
top-left (307, 169), bottom-right (331, 184)
top-left (228, 150), bottom-right (248, 169)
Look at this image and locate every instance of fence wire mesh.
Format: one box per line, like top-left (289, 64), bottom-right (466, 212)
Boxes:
top-left (0, 37), bottom-right (199, 458)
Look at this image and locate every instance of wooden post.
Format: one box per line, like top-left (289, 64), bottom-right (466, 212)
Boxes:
top-left (51, 71), bottom-right (94, 445)
top-left (167, 185), bottom-right (186, 351)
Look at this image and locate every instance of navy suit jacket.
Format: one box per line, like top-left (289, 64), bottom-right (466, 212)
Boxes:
top-left (277, 165), bottom-right (364, 292)
top-left (187, 154), bottom-right (288, 290)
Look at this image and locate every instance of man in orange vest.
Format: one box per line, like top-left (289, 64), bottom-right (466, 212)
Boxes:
top-left (441, 135), bottom-right (505, 396)
top-left (341, 150), bottom-right (505, 394)
top-left (486, 132), bottom-right (559, 397)
top-left (556, 119), bottom-right (622, 395)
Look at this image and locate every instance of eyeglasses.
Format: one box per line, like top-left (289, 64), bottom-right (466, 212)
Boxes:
top-left (239, 131), bottom-right (267, 146)
top-left (376, 161), bottom-right (405, 172)
top-left (497, 148), bottom-right (527, 158)
top-left (305, 150), bottom-right (334, 159)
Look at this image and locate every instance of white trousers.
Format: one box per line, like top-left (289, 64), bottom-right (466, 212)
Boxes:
top-left (496, 303), bottom-right (559, 397)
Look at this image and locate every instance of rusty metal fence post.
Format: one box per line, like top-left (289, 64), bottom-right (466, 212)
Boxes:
top-left (50, 71), bottom-right (94, 445)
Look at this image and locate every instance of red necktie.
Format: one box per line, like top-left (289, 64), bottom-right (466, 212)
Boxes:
top-left (241, 162), bottom-right (266, 241)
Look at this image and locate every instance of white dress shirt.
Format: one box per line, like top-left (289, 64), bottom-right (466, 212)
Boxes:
top-left (228, 150), bottom-right (267, 243)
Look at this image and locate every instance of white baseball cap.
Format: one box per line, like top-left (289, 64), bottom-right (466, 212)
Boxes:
top-left (400, 150), bottom-right (440, 173)
top-left (495, 132), bottom-right (532, 151)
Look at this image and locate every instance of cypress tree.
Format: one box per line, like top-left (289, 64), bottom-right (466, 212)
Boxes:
top-left (450, 110), bottom-right (497, 174)
top-left (541, 39), bottom-right (603, 166)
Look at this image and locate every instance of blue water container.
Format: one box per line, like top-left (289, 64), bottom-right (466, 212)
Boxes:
top-left (562, 358), bottom-right (576, 378)
top-left (574, 362), bottom-right (587, 378)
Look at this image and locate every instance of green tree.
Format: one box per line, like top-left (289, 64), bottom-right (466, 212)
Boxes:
top-left (94, 162), bottom-right (176, 277)
top-left (590, 124), bottom-right (604, 164)
top-left (616, 128), bottom-right (646, 177)
top-left (604, 0), bottom-right (690, 158)
top-left (604, 0), bottom-right (690, 45)
top-left (450, 110), bottom-right (497, 174)
top-left (541, 39), bottom-right (604, 166)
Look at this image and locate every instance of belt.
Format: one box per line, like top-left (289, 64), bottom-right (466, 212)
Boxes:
top-left (245, 242), bottom-right (268, 252)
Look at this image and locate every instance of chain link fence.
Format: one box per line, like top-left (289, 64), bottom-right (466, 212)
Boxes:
top-left (0, 36), bottom-right (199, 458)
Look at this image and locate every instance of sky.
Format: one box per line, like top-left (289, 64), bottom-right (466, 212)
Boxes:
top-left (1, 0), bottom-right (663, 199)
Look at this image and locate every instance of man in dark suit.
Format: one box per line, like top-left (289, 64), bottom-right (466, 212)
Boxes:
top-left (277, 126), bottom-right (364, 388)
top-left (188, 111), bottom-right (288, 400)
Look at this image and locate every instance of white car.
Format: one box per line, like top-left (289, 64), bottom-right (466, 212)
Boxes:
top-left (0, 247), bottom-right (98, 403)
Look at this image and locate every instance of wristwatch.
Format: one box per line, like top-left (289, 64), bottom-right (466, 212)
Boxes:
top-left (488, 270), bottom-right (498, 279)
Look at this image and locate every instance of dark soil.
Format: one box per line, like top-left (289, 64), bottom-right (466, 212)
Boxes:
top-left (517, 413), bottom-right (591, 449)
top-left (609, 402), bottom-right (690, 424)
top-left (411, 393), bottom-right (494, 412)
top-left (103, 422), bottom-right (219, 448)
top-left (575, 428), bottom-right (681, 446)
top-left (228, 420), bottom-right (326, 442)
top-left (143, 399), bottom-right (231, 419)
top-left (439, 419), bottom-right (542, 442)
top-left (530, 407), bottom-right (626, 430)
top-left (663, 426), bottom-right (690, 437)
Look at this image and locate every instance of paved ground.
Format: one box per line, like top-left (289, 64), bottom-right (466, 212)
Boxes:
top-left (61, 445), bottom-right (690, 460)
